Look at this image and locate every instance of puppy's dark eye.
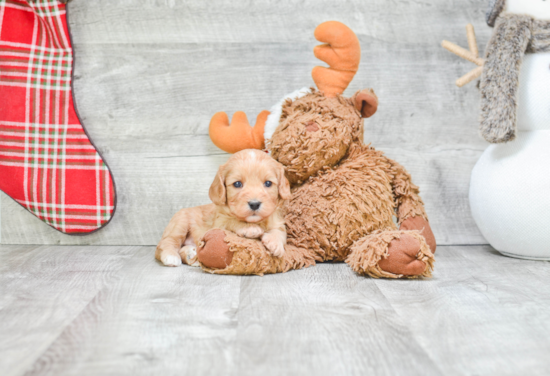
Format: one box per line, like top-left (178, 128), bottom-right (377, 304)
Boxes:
top-left (264, 181), bottom-right (272, 188)
top-left (233, 181), bottom-right (243, 188)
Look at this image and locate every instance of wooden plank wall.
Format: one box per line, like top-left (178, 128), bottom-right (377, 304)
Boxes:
top-left (0, 0), bottom-right (491, 245)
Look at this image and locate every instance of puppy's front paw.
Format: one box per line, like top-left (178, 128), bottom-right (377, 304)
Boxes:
top-left (160, 251), bottom-right (182, 267)
top-left (236, 226), bottom-right (264, 239)
top-left (179, 245), bottom-right (200, 267)
top-left (261, 233), bottom-right (285, 257)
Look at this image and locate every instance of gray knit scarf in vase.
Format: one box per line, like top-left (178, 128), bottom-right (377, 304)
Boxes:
top-left (480, 14), bottom-right (550, 143)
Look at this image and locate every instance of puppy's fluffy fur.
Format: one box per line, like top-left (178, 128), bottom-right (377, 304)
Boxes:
top-left (156, 149), bottom-right (291, 267)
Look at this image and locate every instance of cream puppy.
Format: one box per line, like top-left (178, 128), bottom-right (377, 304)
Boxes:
top-left (156, 149), bottom-right (291, 267)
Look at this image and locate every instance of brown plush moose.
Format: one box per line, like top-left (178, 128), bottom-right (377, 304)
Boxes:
top-left (198, 21), bottom-right (436, 278)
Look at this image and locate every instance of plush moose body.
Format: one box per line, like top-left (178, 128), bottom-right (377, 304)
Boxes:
top-left (197, 21), bottom-right (436, 278)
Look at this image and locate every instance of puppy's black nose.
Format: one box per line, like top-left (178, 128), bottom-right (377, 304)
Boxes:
top-left (248, 201), bottom-right (261, 211)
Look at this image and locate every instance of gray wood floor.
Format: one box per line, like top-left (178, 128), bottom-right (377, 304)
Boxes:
top-left (1, 244), bottom-right (549, 376)
top-left (1, 0), bottom-right (492, 246)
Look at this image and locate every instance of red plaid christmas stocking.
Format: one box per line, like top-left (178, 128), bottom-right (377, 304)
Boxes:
top-left (0, 0), bottom-right (116, 234)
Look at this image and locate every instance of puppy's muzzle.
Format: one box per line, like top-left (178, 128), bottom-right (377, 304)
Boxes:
top-left (248, 200), bottom-right (262, 211)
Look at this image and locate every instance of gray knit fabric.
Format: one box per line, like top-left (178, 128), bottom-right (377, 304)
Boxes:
top-left (479, 14), bottom-right (550, 143)
top-left (486, 0), bottom-right (506, 27)
top-left (529, 19), bottom-right (550, 53)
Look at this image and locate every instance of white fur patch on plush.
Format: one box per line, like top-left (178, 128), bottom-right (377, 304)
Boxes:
top-left (264, 87), bottom-right (311, 143)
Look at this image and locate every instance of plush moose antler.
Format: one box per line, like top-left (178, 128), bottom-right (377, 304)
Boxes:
top-left (312, 21), bottom-right (361, 97)
top-left (442, 24), bottom-right (485, 87)
top-left (208, 110), bottom-right (269, 153)
top-left (209, 21), bottom-right (361, 153)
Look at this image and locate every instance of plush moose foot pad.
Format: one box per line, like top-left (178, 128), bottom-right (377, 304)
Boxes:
top-left (347, 230), bottom-right (434, 279)
top-left (197, 229), bottom-right (234, 270)
top-left (378, 234), bottom-right (428, 276)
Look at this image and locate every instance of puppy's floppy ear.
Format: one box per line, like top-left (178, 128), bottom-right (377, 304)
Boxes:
top-left (353, 89), bottom-right (378, 118)
top-left (209, 165), bottom-right (226, 205)
top-left (277, 164), bottom-right (291, 200)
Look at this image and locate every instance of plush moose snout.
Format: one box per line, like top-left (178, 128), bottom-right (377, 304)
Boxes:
top-left (305, 121), bottom-right (320, 132)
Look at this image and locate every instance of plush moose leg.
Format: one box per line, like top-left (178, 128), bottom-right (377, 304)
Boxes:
top-left (197, 229), bottom-right (317, 275)
top-left (346, 229), bottom-right (434, 279)
top-left (400, 215), bottom-right (437, 254)
top-left (386, 158), bottom-right (437, 255)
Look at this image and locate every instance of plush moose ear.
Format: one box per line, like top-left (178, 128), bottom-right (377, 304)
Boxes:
top-left (209, 165), bottom-right (226, 205)
top-left (354, 89), bottom-right (378, 118)
top-left (277, 165), bottom-right (291, 200)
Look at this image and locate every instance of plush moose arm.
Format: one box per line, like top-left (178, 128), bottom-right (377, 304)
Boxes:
top-left (386, 158), bottom-right (436, 253)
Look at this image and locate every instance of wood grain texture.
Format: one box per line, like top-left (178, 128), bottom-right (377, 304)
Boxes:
top-left (232, 266), bottom-right (442, 376)
top-left (375, 247), bottom-right (550, 375)
top-left (0, 245), bottom-right (137, 376)
top-left (1, 245), bottom-right (549, 375)
top-left (1, 0), bottom-right (492, 245)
